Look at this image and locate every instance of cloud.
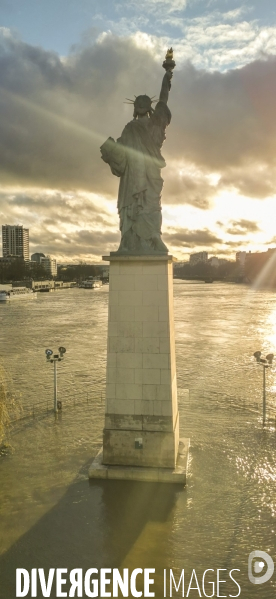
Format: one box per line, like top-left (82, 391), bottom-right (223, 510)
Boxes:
top-left (85, 0), bottom-right (275, 73)
top-left (218, 164), bottom-right (276, 198)
top-left (30, 228), bottom-right (120, 259)
top-left (0, 31), bottom-right (163, 195)
top-left (2, 30), bottom-right (276, 203)
top-left (169, 58), bottom-right (276, 169)
top-left (163, 227), bottom-right (223, 247)
top-left (226, 218), bottom-right (260, 235)
top-left (163, 163), bottom-right (218, 209)
top-left (2, 30), bottom-right (276, 260)
top-left (122, 0), bottom-right (188, 13)
top-left (0, 187), bottom-right (119, 260)
top-left (267, 237), bottom-right (276, 245)
top-left (224, 239), bottom-right (250, 247)
top-left (125, 11), bottom-right (276, 71)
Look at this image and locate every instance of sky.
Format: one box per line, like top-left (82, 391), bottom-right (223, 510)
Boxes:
top-left (1, 0), bottom-right (276, 262)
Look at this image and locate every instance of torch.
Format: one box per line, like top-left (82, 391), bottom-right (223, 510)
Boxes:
top-left (162, 48), bottom-right (176, 89)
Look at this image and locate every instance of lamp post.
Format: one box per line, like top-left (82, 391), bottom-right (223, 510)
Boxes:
top-left (253, 351), bottom-right (274, 426)
top-left (45, 347), bottom-right (66, 413)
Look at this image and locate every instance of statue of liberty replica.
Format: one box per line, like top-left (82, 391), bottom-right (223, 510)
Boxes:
top-left (100, 49), bottom-right (175, 254)
top-left (90, 49), bottom-right (189, 484)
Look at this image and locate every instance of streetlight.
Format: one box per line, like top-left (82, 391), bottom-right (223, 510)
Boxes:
top-left (45, 347), bottom-right (66, 413)
top-left (253, 351), bottom-right (274, 426)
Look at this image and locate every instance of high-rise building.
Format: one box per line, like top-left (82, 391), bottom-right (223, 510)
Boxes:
top-left (189, 251), bottom-right (208, 266)
top-left (40, 255), bottom-right (57, 277)
top-left (236, 251), bottom-right (247, 266)
top-left (2, 225), bottom-right (29, 261)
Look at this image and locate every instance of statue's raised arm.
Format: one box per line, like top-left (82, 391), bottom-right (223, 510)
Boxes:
top-left (159, 70), bottom-right (173, 105)
top-left (100, 49), bottom-right (175, 254)
top-left (159, 47), bottom-right (175, 105)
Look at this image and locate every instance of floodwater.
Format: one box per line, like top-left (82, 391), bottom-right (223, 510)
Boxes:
top-left (0, 282), bottom-right (275, 598)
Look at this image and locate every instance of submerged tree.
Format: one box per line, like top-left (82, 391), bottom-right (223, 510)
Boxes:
top-left (0, 365), bottom-right (20, 453)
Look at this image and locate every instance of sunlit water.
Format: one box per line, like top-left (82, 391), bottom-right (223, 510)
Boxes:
top-left (0, 282), bottom-right (275, 598)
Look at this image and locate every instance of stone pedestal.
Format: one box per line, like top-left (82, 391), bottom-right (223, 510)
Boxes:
top-left (89, 254), bottom-right (188, 484)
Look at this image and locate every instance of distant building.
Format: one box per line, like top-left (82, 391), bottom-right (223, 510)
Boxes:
top-left (31, 252), bottom-right (45, 263)
top-left (30, 252), bottom-right (57, 277)
top-left (40, 255), bottom-right (57, 278)
top-left (236, 251), bottom-right (247, 266)
top-left (209, 257), bottom-right (219, 268)
top-left (0, 255), bottom-right (19, 268)
top-left (189, 252), bottom-right (208, 266)
top-left (2, 225), bottom-right (29, 261)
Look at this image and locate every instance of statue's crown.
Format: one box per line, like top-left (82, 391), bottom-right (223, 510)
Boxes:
top-left (124, 95), bottom-right (157, 110)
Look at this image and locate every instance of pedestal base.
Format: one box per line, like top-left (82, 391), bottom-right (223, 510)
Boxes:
top-left (103, 412), bottom-right (179, 468)
top-left (89, 438), bottom-right (189, 485)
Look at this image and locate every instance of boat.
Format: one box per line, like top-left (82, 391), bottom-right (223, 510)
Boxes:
top-left (0, 287), bottom-right (37, 301)
top-left (80, 280), bottom-right (103, 289)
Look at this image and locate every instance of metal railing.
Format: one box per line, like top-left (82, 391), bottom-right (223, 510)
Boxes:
top-left (179, 387), bottom-right (276, 422)
top-left (9, 389), bottom-right (105, 423)
top-left (8, 385), bottom-right (276, 426)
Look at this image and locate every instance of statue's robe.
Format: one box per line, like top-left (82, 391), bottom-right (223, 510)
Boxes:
top-left (100, 101), bottom-right (171, 252)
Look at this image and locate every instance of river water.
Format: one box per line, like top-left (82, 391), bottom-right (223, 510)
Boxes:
top-left (0, 281), bottom-right (275, 598)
